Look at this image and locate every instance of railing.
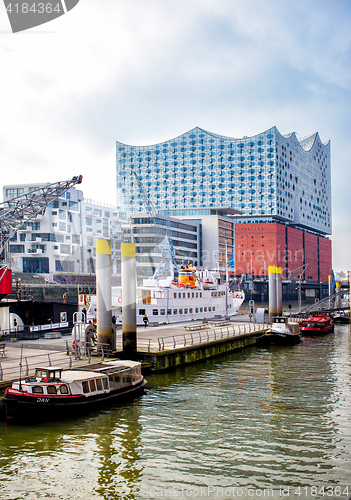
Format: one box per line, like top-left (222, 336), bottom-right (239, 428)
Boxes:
top-left (0, 343), bottom-right (112, 383)
top-left (137, 322), bottom-right (269, 353)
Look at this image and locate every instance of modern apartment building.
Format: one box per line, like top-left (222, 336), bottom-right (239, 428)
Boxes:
top-left (3, 183), bottom-right (126, 278)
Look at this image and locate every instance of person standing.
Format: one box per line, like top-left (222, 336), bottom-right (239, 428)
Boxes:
top-left (143, 314), bottom-right (148, 328)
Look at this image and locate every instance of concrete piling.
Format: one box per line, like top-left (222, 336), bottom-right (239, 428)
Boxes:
top-left (269, 265), bottom-right (282, 321)
top-left (121, 242), bottom-right (137, 356)
top-left (96, 239), bottom-right (113, 347)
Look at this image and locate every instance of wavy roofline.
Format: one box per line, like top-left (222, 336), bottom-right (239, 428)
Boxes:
top-left (116, 126), bottom-right (330, 152)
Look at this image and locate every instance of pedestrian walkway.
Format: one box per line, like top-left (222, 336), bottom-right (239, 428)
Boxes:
top-left (0, 316), bottom-right (267, 386)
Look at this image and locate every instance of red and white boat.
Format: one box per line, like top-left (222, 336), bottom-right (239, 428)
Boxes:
top-left (300, 312), bottom-right (334, 336)
top-left (4, 360), bottom-right (146, 422)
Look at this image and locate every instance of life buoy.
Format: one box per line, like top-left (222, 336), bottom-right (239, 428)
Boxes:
top-left (72, 340), bottom-right (78, 350)
top-left (118, 296), bottom-right (122, 303)
top-left (177, 283), bottom-right (182, 288)
top-left (235, 294), bottom-right (241, 298)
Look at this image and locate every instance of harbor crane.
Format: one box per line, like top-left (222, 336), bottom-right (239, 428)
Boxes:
top-left (132, 171), bottom-right (179, 280)
top-left (0, 175), bottom-right (83, 285)
top-left (287, 263), bottom-right (309, 312)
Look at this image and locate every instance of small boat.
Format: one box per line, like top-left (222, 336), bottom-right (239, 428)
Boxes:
top-left (4, 360), bottom-right (146, 422)
top-left (300, 312), bottom-right (334, 335)
top-left (259, 317), bottom-right (301, 346)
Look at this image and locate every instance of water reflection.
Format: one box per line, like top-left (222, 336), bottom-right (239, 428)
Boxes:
top-left (0, 326), bottom-right (350, 499)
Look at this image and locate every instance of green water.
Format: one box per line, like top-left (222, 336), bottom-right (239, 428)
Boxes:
top-left (0, 326), bottom-right (350, 499)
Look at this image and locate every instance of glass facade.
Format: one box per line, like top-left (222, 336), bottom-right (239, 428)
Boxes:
top-left (116, 126), bottom-right (331, 235)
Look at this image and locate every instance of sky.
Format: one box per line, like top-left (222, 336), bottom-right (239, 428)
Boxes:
top-left (0, 0), bottom-right (350, 271)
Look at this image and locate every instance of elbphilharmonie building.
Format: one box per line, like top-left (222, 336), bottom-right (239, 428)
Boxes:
top-left (116, 126), bottom-right (331, 235)
top-left (116, 126), bottom-right (332, 283)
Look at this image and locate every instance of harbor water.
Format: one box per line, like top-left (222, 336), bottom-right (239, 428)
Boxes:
top-left (0, 325), bottom-right (350, 500)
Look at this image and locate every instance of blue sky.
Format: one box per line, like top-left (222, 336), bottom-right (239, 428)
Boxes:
top-left (0, 0), bottom-right (350, 271)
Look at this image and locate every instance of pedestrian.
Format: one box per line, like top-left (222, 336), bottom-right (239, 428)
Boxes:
top-left (143, 314), bottom-right (148, 328)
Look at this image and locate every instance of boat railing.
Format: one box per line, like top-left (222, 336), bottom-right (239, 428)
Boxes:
top-left (137, 322), bottom-right (269, 352)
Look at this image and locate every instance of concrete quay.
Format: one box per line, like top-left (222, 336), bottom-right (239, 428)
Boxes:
top-left (0, 315), bottom-right (267, 388)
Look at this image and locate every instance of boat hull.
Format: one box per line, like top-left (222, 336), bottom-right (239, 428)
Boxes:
top-left (5, 379), bottom-right (146, 422)
top-left (300, 326), bottom-right (334, 336)
top-left (259, 332), bottom-right (301, 346)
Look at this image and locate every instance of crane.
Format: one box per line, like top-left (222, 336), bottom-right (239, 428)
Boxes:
top-left (0, 175), bottom-right (83, 290)
top-left (132, 171), bottom-right (179, 280)
top-left (0, 175), bottom-right (83, 258)
top-left (287, 263), bottom-right (309, 312)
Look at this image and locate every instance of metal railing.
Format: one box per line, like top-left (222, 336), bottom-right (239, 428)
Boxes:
top-left (137, 322), bottom-right (269, 353)
top-left (0, 342), bottom-right (112, 383)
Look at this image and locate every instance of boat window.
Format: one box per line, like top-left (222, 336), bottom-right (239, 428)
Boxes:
top-left (82, 381), bottom-right (90, 394)
top-left (59, 385), bottom-right (68, 394)
top-left (96, 378), bottom-right (103, 391)
top-left (167, 309), bottom-right (171, 315)
top-left (195, 308), bottom-right (198, 313)
top-left (189, 308), bottom-right (193, 313)
top-left (179, 309), bottom-right (183, 314)
top-left (188, 293), bottom-right (190, 298)
top-left (184, 308), bottom-right (188, 314)
top-left (192, 293), bottom-right (194, 298)
top-left (200, 293), bottom-right (202, 298)
top-left (173, 309), bottom-right (177, 314)
top-left (89, 380), bottom-right (96, 392)
top-left (196, 293), bottom-right (198, 298)
top-left (103, 378), bottom-right (109, 390)
top-left (178, 293), bottom-right (181, 298)
top-left (204, 307), bottom-right (207, 312)
top-left (139, 309), bottom-right (145, 315)
top-left (152, 309), bottom-right (158, 316)
top-left (160, 309), bottom-right (165, 315)
top-left (47, 385), bottom-right (57, 394)
top-left (32, 386), bottom-right (43, 394)
top-left (200, 307), bottom-right (203, 312)
top-left (174, 293), bottom-right (177, 298)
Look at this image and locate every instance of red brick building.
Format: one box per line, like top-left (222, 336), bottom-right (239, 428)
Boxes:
top-left (234, 222), bottom-right (331, 281)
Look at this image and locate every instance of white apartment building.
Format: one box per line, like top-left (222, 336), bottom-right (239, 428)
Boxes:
top-left (3, 183), bottom-right (126, 278)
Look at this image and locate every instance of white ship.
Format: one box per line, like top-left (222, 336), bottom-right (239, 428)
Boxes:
top-left (80, 265), bottom-right (245, 326)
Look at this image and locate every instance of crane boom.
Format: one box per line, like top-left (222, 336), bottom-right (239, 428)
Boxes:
top-left (0, 175), bottom-right (83, 257)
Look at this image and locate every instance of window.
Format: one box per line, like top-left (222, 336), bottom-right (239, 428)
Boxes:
top-left (59, 209), bottom-right (66, 220)
top-left (59, 222), bottom-right (66, 232)
top-left (103, 378), bottom-right (109, 390)
top-left (152, 309), bottom-right (158, 315)
top-left (173, 309), bottom-right (178, 315)
top-left (96, 379), bottom-right (103, 391)
top-left (179, 309), bottom-right (183, 314)
top-left (59, 385), bottom-right (68, 394)
top-left (160, 309), bottom-right (165, 315)
top-left (32, 386), bottom-right (43, 394)
top-left (47, 386), bottom-right (57, 394)
top-left (82, 381), bottom-right (89, 394)
top-left (89, 379), bottom-right (96, 392)
top-left (9, 245), bottom-right (24, 253)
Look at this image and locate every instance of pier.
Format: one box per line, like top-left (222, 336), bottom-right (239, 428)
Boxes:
top-left (0, 316), bottom-right (269, 389)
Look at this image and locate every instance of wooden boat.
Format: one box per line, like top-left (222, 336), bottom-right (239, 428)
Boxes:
top-left (4, 360), bottom-right (146, 422)
top-left (300, 312), bottom-right (334, 335)
top-left (259, 317), bottom-right (301, 346)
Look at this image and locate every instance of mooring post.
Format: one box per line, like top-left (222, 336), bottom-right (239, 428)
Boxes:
top-left (121, 242), bottom-right (137, 356)
top-left (96, 239), bottom-right (113, 349)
